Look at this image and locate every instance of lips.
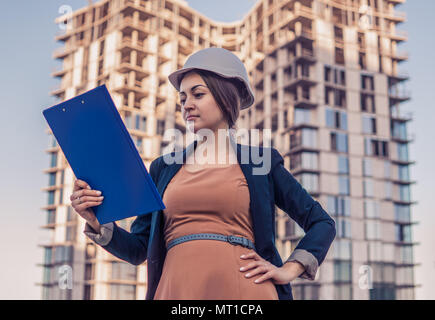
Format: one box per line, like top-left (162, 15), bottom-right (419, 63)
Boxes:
top-left (186, 115), bottom-right (199, 120)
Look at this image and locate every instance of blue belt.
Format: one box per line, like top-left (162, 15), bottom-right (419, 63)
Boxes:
top-left (166, 233), bottom-right (256, 251)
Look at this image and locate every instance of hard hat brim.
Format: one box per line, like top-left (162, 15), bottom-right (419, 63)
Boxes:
top-left (168, 67), bottom-right (255, 110)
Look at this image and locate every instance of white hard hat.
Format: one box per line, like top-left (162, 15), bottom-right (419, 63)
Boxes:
top-left (168, 47), bottom-right (255, 110)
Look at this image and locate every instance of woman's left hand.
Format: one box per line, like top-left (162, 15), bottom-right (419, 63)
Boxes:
top-left (239, 251), bottom-right (304, 285)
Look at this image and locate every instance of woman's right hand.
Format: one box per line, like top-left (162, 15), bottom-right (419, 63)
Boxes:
top-left (70, 179), bottom-right (104, 232)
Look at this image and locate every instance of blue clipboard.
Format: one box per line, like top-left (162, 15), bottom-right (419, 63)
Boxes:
top-left (42, 84), bottom-right (165, 224)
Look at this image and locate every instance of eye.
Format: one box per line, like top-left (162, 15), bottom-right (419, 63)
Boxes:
top-left (180, 93), bottom-right (204, 105)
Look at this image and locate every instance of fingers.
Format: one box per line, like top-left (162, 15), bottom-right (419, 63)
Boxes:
top-left (76, 200), bottom-right (103, 211)
top-left (71, 195), bottom-right (104, 207)
top-left (70, 189), bottom-right (102, 201)
top-left (73, 179), bottom-right (91, 192)
top-left (240, 251), bottom-right (262, 261)
top-left (252, 270), bottom-right (275, 284)
top-left (240, 260), bottom-right (270, 273)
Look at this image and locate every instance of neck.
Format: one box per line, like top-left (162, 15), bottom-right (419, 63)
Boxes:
top-left (194, 128), bottom-right (236, 165)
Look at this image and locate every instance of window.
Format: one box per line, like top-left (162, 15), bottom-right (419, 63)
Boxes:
top-left (370, 284), bottom-right (396, 300)
top-left (396, 267), bottom-right (414, 286)
top-left (66, 225), bottom-right (76, 242)
top-left (364, 138), bottom-right (388, 157)
top-left (135, 115), bottom-right (147, 131)
top-left (395, 204), bottom-right (411, 223)
top-left (395, 224), bottom-right (412, 243)
top-left (331, 132), bottom-right (348, 152)
top-left (385, 181), bottom-right (392, 200)
top-left (338, 155), bottom-right (349, 174)
top-left (364, 200), bottom-right (379, 218)
top-left (51, 135), bottom-right (58, 148)
top-left (299, 173), bottom-right (319, 193)
top-left (156, 119), bottom-right (165, 136)
top-left (361, 74), bottom-right (375, 91)
top-left (368, 241), bottom-right (383, 261)
top-left (333, 239), bottom-right (352, 260)
top-left (362, 158), bottom-right (372, 176)
top-left (384, 161), bottom-right (391, 178)
top-left (47, 209), bottom-right (56, 224)
top-left (111, 261), bottom-right (137, 281)
top-left (291, 128), bottom-right (317, 149)
top-left (49, 173), bottom-right (56, 186)
top-left (334, 261), bottom-right (352, 282)
top-left (365, 221), bottom-right (382, 240)
top-left (284, 218), bottom-right (305, 238)
top-left (48, 191), bottom-right (55, 205)
top-left (336, 218), bottom-right (351, 238)
top-left (124, 112), bottom-right (132, 129)
top-left (362, 115), bottom-right (377, 134)
top-left (339, 175), bottom-right (350, 195)
top-left (363, 179), bottom-right (374, 197)
top-left (326, 108), bottom-right (347, 130)
top-left (109, 284), bottom-right (136, 300)
top-left (294, 108), bottom-right (311, 125)
top-left (399, 246), bottom-right (413, 264)
top-left (398, 165), bottom-right (410, 181)
top-left (44, 248), bottom-right (53, 265)
top-left (54, 246), bottom-right (73, 264)
top-left (324, 65), bottom-right (331, 82)
top-left (399, 185), bottom-right (411, 202)
top-left (361, 94), bottom-right (375, 113)
top-left (291, 152), bottom-right (318, 170)
top-left (397, 143), bottom-right (409, 161)
top-left (50, 153), bottom-right (58, 168)
top-left (293, 285), bottom-right (320, 300)
top-left (59, 188), bottom-right (63, 205)
top-left (335, 284), bottom-right (352, 300)
top-left (392, 121), bottom-right (407, 140)
top-left (135, 136), bottom-right (143, 150)
top-left (327, 196), bottom-right (351, 216)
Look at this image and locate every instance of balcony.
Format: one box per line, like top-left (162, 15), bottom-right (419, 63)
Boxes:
top-left (391, 132), bottom-right (415, 143)
top-left (384, 10), bottom-right (406, 23)
top-left (116, 60), bottom-right (150, 79)
top-left (388, 87), bottom-right (411, 103)
top-left (120, 16), bottom-right (152, 35)
top-left (113, 80), bottom-right (148, 100)
top-left (293, 48), bottom-right (316, 64)
top-left (121, 0), bottom-right (154, 18)
top-left (50, 86), bottom-right (66, 98)
top-left (384, 29), bottom-right (408, 42)
top-left (53, 46), bottom-right (74, 59)
top-left (283, 74), bottom-right (317, 90)
top-left (389, 71), bottom-right (410, 83)
top-left (51, 67), bottom-right (69, 78)
top-left (390, 110), bottom-right (413, 122)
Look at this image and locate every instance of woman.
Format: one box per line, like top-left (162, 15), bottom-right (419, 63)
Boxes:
top-left (70, 47), bottom-right (336, 300)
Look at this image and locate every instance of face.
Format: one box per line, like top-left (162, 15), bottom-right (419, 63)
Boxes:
top-left (179, 71), bottom-right (228, 135)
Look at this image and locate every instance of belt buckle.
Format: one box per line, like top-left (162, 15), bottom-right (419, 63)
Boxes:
top-left (227, 235), bottom-right (239, 246)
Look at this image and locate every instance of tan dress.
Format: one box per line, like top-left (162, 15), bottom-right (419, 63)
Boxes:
top-left (153, 163), bottom-right (279, 300)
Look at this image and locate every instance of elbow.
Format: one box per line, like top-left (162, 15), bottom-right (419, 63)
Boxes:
top-left (328, 217), bottom-right (337, 242)
top-left (130, 256), bottom-right (147, 266)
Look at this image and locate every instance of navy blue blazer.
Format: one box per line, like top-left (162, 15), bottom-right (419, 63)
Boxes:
top-left (96, 139), bottom-right (336, 300)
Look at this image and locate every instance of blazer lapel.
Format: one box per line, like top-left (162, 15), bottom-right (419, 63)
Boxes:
top-left (233, 140), bottom-right (274, 260)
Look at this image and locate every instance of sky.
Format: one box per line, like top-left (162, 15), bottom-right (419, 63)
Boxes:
top-left (0, 0), bottom-right (433, 300)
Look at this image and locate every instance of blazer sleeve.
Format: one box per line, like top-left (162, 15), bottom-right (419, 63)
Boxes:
top-left (83, 157), bottom-right (162, 266)
top-left (270, 148), bottom-right (336, 280)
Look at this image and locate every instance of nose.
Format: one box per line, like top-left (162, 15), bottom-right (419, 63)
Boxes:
top-left (182, 98), bottom-right (196, 115)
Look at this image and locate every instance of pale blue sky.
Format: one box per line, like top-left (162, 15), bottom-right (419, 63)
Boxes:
top-left (0, 0), bottom-right (433, 299)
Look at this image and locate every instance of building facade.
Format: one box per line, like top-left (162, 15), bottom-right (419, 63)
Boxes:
top-left (40, 0), bottom-right (415, 300)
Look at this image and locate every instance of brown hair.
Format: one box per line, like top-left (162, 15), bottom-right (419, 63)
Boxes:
top-left (179, 69), bottom-right (246, 129)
